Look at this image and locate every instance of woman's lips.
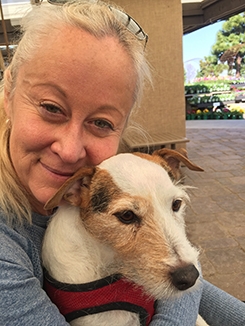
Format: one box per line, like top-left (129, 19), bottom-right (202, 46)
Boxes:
top-left (41, 162), bottom-right (74, 178)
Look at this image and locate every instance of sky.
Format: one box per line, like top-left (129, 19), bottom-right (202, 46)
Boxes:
top-left (183, 20), bottom-right (224, 80)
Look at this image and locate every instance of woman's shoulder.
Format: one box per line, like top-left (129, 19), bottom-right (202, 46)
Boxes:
top-left (0, 215), bottom-right (37, 285)
top-left (0, 211), bottom-right (68, 326)
top-left (0, 210), bottom-right (47, 279)
top-left (0, 211), bottom-right (33, 261)
top-left (0, 210), bottom-right (49, 243)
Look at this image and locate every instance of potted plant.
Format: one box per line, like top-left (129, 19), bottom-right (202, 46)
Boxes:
top-left (229, 106), bottom-right (245, 119)
top-left (213, 107), bottom-right (223, 119)
top-left (196, 109), bottom-right (202, 119)
top-left (222, 107), bottom-right (230, 119)
top-left (202, 108), bottom-right (210, 120)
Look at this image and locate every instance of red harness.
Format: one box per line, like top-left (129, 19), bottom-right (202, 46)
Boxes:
top-left (44, 272), bottom-right (155, 326)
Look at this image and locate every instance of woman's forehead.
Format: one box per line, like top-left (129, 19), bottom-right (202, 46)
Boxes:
top-left (19, 26), bottom-right (137, 88)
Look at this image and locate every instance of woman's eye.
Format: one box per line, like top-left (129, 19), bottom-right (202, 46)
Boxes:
top-left (172, 199), bottom-right (182, 212)
top-left (40, 102), bottom-right (62, 114)
top-left (94, 119), bottom-right (114, 130)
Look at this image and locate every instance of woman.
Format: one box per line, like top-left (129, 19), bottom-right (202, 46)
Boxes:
top-left (0, 1), bottom-right (244, 325)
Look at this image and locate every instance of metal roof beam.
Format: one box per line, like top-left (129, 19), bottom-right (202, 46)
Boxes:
top-left (183, 0), bottom-right (245, 34)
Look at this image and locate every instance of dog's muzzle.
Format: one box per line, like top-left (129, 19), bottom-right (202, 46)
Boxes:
top-left (171, 264), bottom-right (199, 291)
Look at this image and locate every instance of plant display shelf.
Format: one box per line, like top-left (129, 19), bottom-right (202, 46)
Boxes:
top-left (185, 90), bottom-right (235, 109)
top-left (185, 90), bottom-right (231, 97)
top-left (185, 82), bottom-right (245, 120)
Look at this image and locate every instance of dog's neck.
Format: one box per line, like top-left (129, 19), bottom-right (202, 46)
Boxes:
top-left (42, 205), bottom-right (116, 284)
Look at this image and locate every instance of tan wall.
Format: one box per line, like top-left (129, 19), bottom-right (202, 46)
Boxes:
top-left (115, 0), bottom-right (186, 138)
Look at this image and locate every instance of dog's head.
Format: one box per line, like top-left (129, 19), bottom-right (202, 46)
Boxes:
top-left (45, 148), bottom-right (203, 299)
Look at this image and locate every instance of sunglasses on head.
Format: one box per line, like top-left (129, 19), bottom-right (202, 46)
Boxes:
top-left (47, 0), bottom-right (148, 48)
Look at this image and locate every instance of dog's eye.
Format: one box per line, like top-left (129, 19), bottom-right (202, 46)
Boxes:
top-left (114, 210), bottom-right (139, 224)
top-left (172, 199), bottom-right (182, 212)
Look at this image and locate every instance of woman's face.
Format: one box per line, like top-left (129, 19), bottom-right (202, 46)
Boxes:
top-left (4, 26), bottom-right (137, 214)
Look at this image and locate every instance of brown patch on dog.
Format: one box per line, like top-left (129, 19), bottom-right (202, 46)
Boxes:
top-left (90, 170), bottom-right (122, 213)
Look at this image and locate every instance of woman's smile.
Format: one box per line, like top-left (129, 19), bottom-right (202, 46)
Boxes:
top-left (40, 162), bottom-right (75, 178)
top-left (40, 161), bottom-right (75, 184)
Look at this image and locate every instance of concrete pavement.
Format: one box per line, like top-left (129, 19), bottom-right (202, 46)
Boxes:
top-left (184, 119), bottom-right (245, 301)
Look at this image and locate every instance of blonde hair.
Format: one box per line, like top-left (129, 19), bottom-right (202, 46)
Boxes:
top-left (0, 0), bottom-right (151, 224)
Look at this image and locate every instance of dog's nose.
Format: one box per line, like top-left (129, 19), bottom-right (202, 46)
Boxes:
top-left (171, 264), bottom-right (199, 291)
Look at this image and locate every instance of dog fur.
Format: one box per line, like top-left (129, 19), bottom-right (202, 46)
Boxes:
top-left (42, 148), bottom-right (208, 326)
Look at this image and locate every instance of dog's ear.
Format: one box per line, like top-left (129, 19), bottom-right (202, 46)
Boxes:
top-left (44, 166), bottom-right (96, 210)
top-left (152, 148), bottom-right (204, 180)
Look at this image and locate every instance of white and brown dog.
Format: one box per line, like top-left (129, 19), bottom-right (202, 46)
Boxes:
top-left (42, 148), bottom-right (208, 326)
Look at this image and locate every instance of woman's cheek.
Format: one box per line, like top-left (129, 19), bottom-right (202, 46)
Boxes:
top-left (87, 137), bottom-right (120, 165)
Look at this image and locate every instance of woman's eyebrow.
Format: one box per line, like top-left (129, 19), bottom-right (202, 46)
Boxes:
top-left (22, 76), bottom-right (68, 98)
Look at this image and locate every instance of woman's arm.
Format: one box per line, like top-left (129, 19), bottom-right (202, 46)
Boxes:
top-left (149, 281), bottom-right (203, 326)
top-left (199, 279), bottom-right (245, 326)
top-left (0, 222), bottom-right (69, 326)
top-left (150, 276), bottom-right (245, 326)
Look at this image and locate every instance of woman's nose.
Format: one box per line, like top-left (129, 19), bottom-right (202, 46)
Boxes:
top-left (50, 125), bottom-right (87, 164)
